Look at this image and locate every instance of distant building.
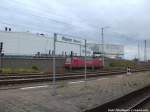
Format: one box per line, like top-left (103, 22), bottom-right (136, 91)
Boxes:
top-left (87, 43), bottom-right (124, 59)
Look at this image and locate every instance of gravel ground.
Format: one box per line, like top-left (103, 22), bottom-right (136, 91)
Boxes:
top-left (0, 72), bottom-right (149, 112)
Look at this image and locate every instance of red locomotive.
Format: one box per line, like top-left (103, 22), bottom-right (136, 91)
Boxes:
top-left (64, 57), bottom-right (103, 69)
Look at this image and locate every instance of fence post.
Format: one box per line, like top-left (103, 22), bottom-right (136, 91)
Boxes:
top-left (0, 42), bottom-right (3, 71)
top-left (84, 39), bottom-right (87, 82)
top-left (52, 33), bottom-right (57, 95)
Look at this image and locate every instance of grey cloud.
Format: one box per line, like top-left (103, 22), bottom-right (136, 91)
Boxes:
top-left (0, 0), bottom-right (150, 59)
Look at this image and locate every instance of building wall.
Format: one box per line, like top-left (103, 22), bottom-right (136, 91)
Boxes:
top-left (0, 31), bottom-right (53, 55)
top-left (0, 56), bottom-right (65, 73)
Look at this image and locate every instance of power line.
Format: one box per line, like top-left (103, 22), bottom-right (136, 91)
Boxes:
top-left (0, 5), bottom-right (77, 28)
top-left (0, 1), bottom-right (74, 22)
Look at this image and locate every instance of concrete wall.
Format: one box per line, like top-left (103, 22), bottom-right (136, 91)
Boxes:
top-left (0, 56), bottom-right (65, 73)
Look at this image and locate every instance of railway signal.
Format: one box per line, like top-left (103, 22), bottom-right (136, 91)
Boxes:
top-left (127, 67), bottom-right (131, 75)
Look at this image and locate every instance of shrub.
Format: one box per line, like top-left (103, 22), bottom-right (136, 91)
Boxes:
top-left (31, 65), bottom-right (39, 71)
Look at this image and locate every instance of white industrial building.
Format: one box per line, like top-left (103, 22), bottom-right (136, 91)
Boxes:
top-left (0, 30), bottom-right (92, 56)
top-left (0, 30), bottom-right (124, 58)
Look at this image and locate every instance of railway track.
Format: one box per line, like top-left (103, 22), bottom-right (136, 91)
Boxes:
top-left (0, 68), bottom-right (150, 85)
top-left (85, 85), bottom-right (150, 112)
top-left (129, 95), bottom-right (150, 110)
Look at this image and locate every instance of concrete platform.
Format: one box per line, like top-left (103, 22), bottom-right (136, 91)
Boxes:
top-left (0, 72), bottom-right (150, 112)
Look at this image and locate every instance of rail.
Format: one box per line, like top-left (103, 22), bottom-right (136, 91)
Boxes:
top-left (0, 68), bottom-right (150, 85)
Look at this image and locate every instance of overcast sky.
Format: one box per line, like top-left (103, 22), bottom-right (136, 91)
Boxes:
top-left (0, 0), bottom-right (150, 59)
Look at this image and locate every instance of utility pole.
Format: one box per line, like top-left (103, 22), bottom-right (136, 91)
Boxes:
top-left (138, 41), bottom-right (140, 61)
top-left (144, 40), bottom-right (147, 62)
top-left (101, 28), bottom-right (105, 67)
top-left (100, 26), bottom-right (110, 67)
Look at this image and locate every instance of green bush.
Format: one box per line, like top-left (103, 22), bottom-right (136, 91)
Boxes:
top-left (31, 65), bottom-right (39, 71)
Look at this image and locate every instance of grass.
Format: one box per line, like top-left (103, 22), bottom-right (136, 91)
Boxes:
top-left (0, 67), bottom-right (39, 74)
top-left (109, 60), bottom-right (136, 68)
